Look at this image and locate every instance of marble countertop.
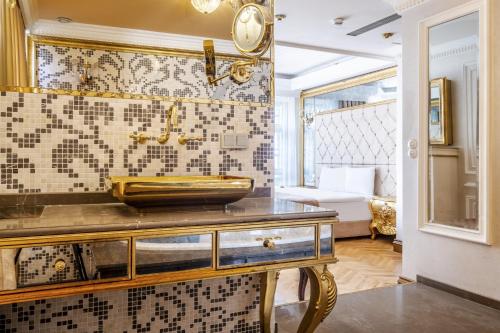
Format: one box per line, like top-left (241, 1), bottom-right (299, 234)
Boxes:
top-left (0, 197), bottom-right (338, 238)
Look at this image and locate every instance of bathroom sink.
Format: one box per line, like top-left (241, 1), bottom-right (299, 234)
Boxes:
top-left (106, 176), bottom-right (254, 207)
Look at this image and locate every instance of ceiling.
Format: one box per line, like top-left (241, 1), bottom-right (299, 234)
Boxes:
top-left (36, 0), bottom-right (235, 40)
top-left (274, 0), bottom-right (400, 91)
top-left (274, 0), bottom-right (402, 58)
top-left (32, 0), bottom-right (401, 90)
top-left (274, 45), bottom-right (348, 78)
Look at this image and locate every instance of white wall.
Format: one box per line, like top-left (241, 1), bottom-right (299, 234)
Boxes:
top-left (401, 0), bottom-right (500, 300)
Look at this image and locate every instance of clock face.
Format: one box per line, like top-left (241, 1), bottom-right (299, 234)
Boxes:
top-left (233, 4), bottom-right (268, 54)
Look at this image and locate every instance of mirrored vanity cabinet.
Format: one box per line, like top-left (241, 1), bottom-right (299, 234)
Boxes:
top-left (0, 199), bottom-right (338, 333)
top-left (418, 0), bottom-right (491, 243)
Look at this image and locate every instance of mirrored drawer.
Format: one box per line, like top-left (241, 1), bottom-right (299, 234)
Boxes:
top-left (135, 234), bottom-right (213, 275)
top-left (218, 226), bottom-right (316, 268)
top-left (320, 224), bottom-right (335, 257)
top-left (0, 240), bottom-right (130, 292)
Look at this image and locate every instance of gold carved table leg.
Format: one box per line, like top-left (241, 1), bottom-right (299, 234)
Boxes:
top-left (260, 270), bottom-right (280, 333)
top-left (297, 265), bottom-right (337, 333)
top-left (369, 221), bottom-right (377, 240)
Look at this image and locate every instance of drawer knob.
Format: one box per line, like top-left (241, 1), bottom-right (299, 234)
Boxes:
top-left (54, 259), bottom-right (67, 272)
top-left (263, 239), bottom-right (275, 249)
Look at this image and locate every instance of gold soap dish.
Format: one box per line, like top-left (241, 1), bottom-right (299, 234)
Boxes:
top-left (106, 176), bottom-right (254, 207)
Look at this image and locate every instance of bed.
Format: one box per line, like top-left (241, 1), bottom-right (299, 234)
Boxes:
top-left (275, 166), bottom-right (375, 238)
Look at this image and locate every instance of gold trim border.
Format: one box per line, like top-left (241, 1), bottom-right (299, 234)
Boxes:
top-left (21, 34), bottom-right (274, 108)
top-left (28, 34), bottom-right (270, 63)
top-left (301, 66), bottom-right (398, 99)
top-left (0, 85), bottom-right (271, 108)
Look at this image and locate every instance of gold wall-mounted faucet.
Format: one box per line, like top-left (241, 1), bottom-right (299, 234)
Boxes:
top-left (129, 133), bottom-right (148, 144)
top-left (129, 105), bottom-right (178, 145)
top-left (157, 105), bottom-right (178, 144)
top-left (178, 133), bottom-right (203, 145)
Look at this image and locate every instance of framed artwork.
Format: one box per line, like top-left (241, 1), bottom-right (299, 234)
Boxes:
top-left (429, 78), bottom-right (452, 145)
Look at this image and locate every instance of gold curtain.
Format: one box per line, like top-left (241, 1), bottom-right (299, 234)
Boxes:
top-left (0, 0), bottom-right (28, 87)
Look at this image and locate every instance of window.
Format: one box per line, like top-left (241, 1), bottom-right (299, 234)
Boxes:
top-left (274, 96), bottom-right (298, 187)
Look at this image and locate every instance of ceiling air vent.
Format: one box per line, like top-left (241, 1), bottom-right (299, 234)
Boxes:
top-left (347, 13), bottom-right (401, 36)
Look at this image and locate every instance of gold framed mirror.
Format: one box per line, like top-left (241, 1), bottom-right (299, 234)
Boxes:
top-left (418, 0), bottom-right (491, 244)
top-left (429, 77), bottom-right (452, 145)
top-left (232, 3), bottom-right (273, 57)
top-left (1, 0), bottom-right (274, 106)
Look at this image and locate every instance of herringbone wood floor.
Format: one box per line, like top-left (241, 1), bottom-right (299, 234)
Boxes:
top-left (275, 237), bottom-right (402, 305)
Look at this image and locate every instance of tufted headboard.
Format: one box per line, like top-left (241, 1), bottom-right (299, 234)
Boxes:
top-left (314, 100), bottom-right (397, 197)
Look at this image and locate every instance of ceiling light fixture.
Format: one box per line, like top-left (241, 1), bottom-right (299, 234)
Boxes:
top-left (191, 0), bottom-right (222, 14)
top-left (383, 32), bottom-right (395, 39)
top-left (333, 17), bottom-right (344, 26)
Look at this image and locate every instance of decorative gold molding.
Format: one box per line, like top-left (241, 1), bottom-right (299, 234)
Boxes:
top-left (300, 67), bottom-right (397, 99)
top-left (0, 85), bottom-right (271, 108)
top-left (28, 35), bottom-right (270, 62)
top-left (20, 34), bottom-right (274, 107)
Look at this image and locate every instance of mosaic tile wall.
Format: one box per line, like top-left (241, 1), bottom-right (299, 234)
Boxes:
top-left (314, 101), bottom-right (397, 197)
top-left (0, 275), bottom-right (261, 333)
top-left (34, 43), bottom-right (272, 104)
top-left (0, 91), bottom-right (274, 194)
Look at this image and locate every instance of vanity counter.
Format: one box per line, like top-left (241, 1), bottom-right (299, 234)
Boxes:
top-left (0, 197), bottom-right (339, 332)
top-left (0, 197), bottom-right (338, 238)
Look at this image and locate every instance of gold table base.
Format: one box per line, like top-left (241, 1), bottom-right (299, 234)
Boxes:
top-left (260, 265), bottom-right (337, 333)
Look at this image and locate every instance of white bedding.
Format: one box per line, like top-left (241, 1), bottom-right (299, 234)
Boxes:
top-left (275, 187), bottom-right (366, 203)
top-left (275, 187), bottom-right (372, 222)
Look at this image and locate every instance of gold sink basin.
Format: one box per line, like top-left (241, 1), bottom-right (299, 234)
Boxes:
top-left (107, 176), bottom-right (254, 207)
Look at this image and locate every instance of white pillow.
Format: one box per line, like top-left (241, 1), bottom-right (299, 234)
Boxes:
top-left (318, 167), bottom-right (346, 192)
top-left (345, 167), bottom-right (375, 196)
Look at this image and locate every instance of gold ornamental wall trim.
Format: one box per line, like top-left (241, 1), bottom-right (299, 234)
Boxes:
top-left (300, 66), bottom-right (398, 99)
top-left (28, 35), bottom-right (271, 62)
top-left (0, 85), bottom-right (272, 108)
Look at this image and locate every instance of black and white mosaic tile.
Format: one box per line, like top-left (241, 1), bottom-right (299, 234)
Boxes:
top-left (0, 275), bottom-right (261, 333)
top-left (35, 44), bottom-right (272, 104)
top-left (0, 92), bottom-right (274, 194)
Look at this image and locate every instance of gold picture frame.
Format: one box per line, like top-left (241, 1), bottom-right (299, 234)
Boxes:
top-left (429, 78), bottom-right (452, 145)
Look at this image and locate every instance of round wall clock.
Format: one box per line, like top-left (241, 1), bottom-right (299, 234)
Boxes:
top-left (232, 3), bottom-right (273, 57)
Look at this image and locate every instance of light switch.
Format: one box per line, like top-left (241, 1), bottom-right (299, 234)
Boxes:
top-left (236, 134), bottom-right (249, 148)
top-left (407, 138), bottom-right (418, 149)
top-left (221, 133), bottom-right (236, 149)
top-left (220, 132), bottom-right (249, 149)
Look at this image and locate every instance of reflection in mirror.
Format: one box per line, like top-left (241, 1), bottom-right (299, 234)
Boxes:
top-left (0, 240), bottom-right (129, 291)
top-left (0, 0), bottom-right (272, 103)
top-left (135, 234), bottom-right (213, 275)
top-left (428, 12), bottom-right (479, 230)
top-left (218, 226), bottom-right (316, 267)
